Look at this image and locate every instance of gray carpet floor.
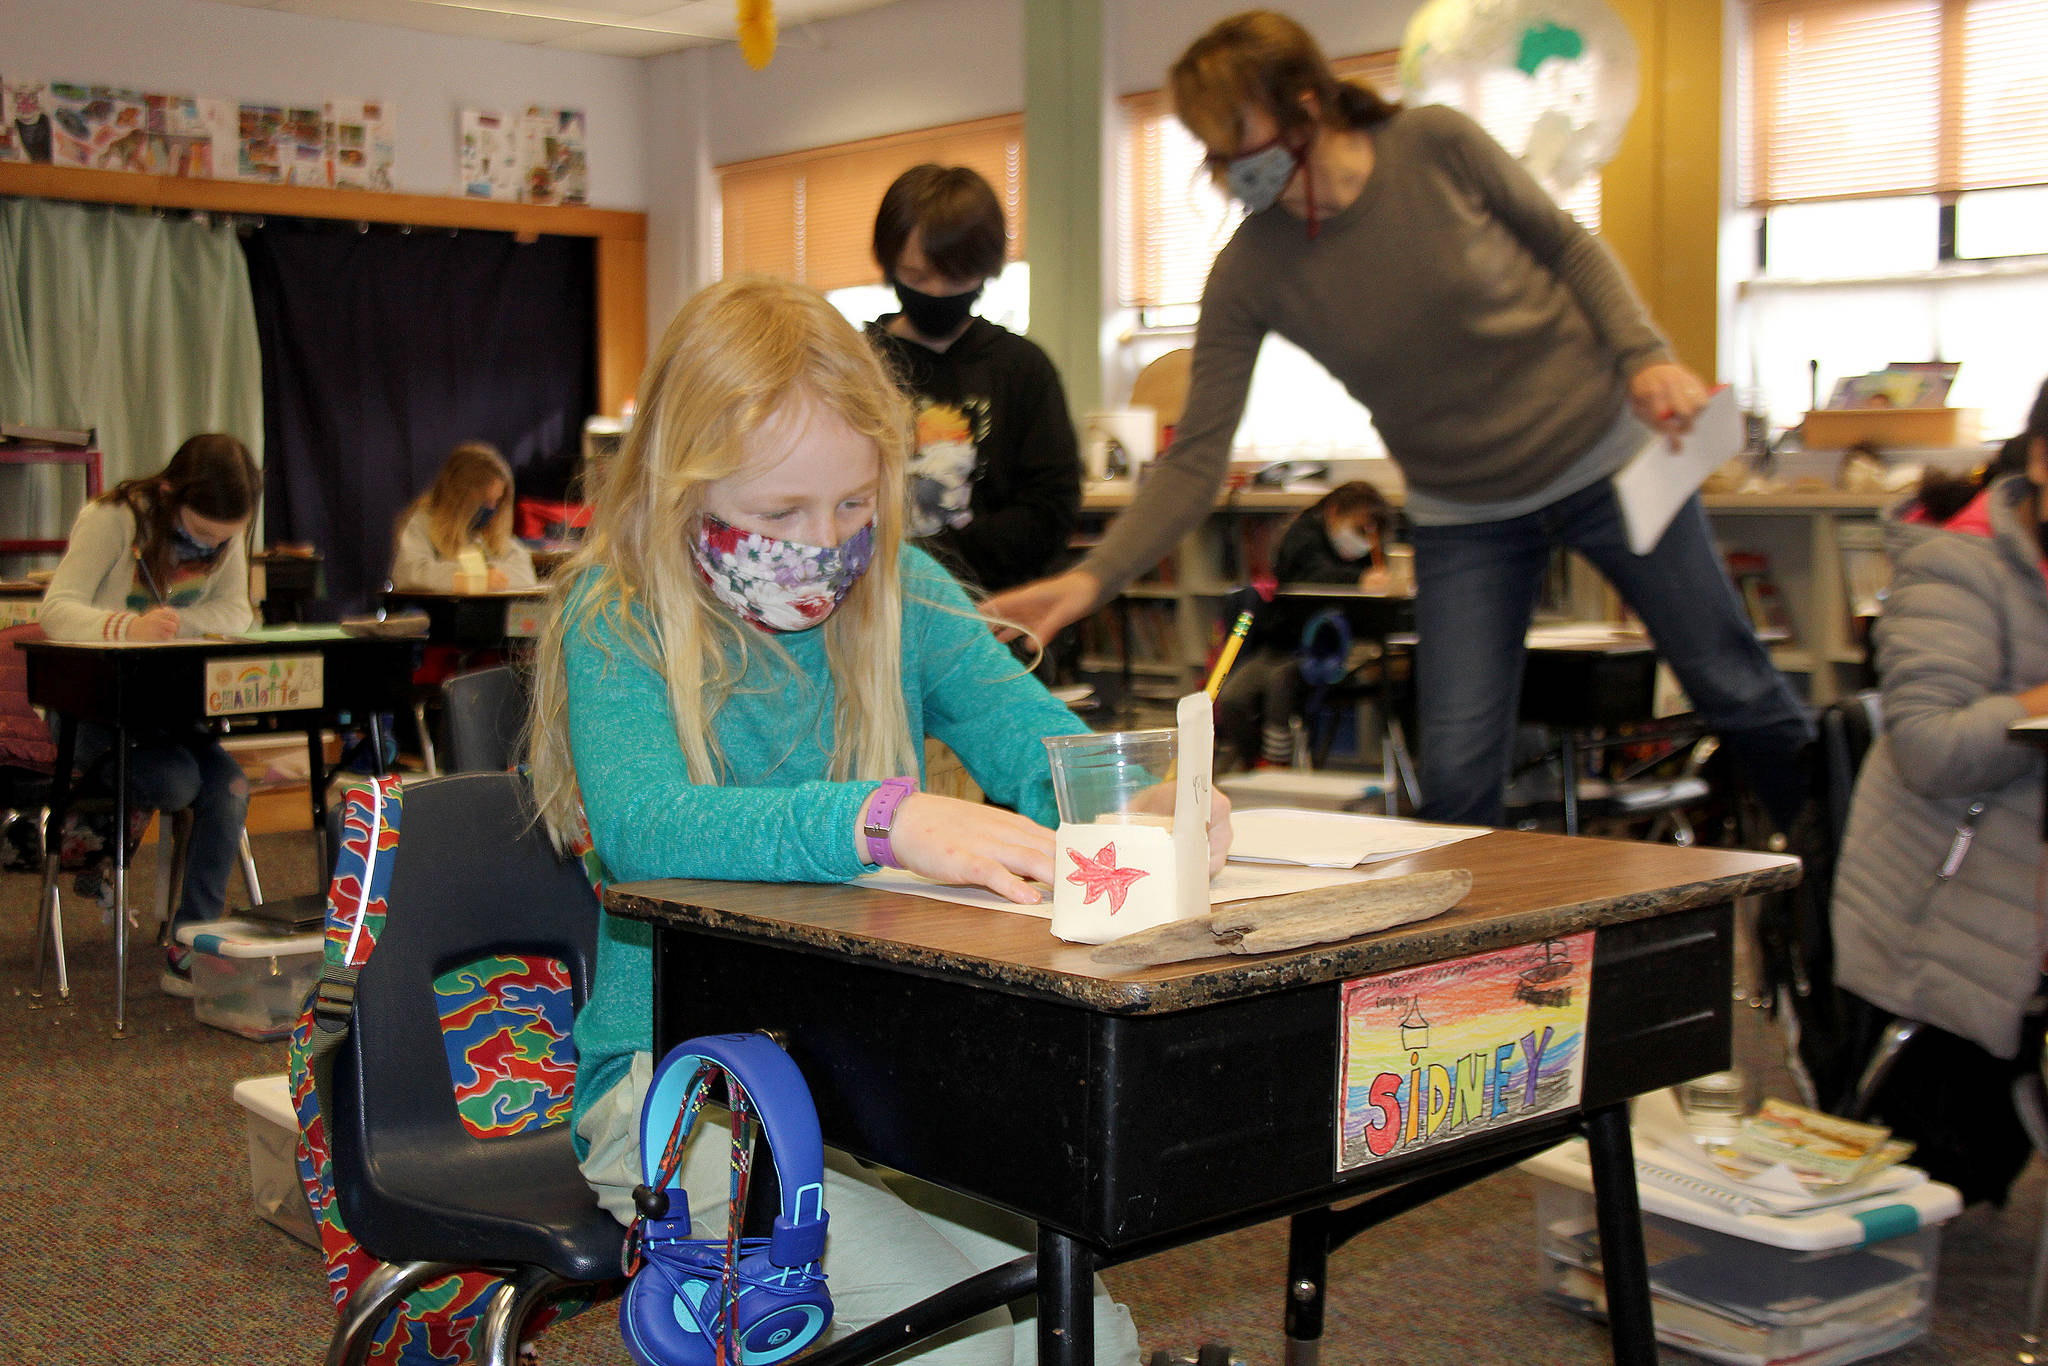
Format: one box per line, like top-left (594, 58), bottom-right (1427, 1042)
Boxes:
top-left (0, 825), bottom-right (2037, 1363)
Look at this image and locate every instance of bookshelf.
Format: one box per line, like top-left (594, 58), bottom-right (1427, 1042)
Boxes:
top-left (1066, 484), bottom-right (1894, 707)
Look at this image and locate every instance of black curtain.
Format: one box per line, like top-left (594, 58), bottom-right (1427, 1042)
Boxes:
top-left (242, 219), bottom-right (595, 612)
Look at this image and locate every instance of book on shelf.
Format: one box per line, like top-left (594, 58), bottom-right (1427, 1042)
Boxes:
top-left (1836, 521), bottom-right (1890, 619)
top-left (1725, 551), bottom-right (1795, 643)
top-left (1, 423), bottom-right (95, 447)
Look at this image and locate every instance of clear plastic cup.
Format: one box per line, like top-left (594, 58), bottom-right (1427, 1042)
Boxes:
top-left (1042, 729), bottom-right (1177, 828)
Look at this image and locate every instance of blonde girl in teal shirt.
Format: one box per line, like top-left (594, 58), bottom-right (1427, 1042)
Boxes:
top-left (528, 277), bottom-right (1228, 1363)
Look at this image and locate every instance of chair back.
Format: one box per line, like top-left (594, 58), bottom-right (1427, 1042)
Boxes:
top-left (327, 771), bottom-right (601, 1261)
top-left (441, 665), bottom-right (528, 772)
top-left (0, 623), bottom-right (54, 775)
top-left (1817, 689), bottom-right (1883, 849)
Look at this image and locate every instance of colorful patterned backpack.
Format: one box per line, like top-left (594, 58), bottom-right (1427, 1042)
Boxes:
top-left (286, 774), bottom-right (600, 1363)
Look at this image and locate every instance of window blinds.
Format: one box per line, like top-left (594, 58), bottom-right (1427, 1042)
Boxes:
top-left (1745, 0), bottom-right (2048, 205)
top-left (715, 114), bottom-right (1024, 292)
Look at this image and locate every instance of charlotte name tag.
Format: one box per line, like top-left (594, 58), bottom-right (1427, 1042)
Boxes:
top-left (205, 653), bottom-right (324, 716)
top-left (1336, 932), bottom-right (1595, 1173)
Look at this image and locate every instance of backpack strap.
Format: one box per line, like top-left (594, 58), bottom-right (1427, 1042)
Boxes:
top-left (304, 775), bottom-right (406, 1125)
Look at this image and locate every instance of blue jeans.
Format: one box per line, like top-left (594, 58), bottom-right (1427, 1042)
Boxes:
top-left (73, 723), bottom-right (248, 929)
top-left (1409, 480), bottom-right (1813, 828)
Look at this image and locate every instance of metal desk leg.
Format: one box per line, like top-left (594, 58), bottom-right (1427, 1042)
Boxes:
top-left (1560, 730), bottom-right (1582, 837)
top-left (1036, 1227), bottom-right (1093, 1366)
top-left (1283, 1207), bottom-right (1332, 1366)
top-left (1583, 1103), bottom-right (1655, 1365)
top-left (111, 724), bottom-right (131, 1038)
top-left (306, 725), bottom-right (332, 882)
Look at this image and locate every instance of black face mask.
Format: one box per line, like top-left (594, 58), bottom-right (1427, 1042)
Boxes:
top-left (471, 505), bottom-right (497, 535)
top-left (894, 280), bottom-right (981, 340)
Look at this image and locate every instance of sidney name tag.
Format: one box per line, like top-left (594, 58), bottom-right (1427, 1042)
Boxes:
top-left (1335, 932), bottom-right (1595, 1173)
top-left (204, 653), bottom-right (324, 717)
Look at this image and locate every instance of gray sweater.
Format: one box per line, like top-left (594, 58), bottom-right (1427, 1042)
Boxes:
top-left (1085, 104), bottom-right (1672, 596)
top-left (1831, 475), bottom-right (2048, 1059)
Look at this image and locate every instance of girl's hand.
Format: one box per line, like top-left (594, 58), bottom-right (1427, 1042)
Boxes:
top-left (487, 567), bottom-right (510, 591)
top-left (1358, 565), bottom-right (1392, 594)
top-left (868, 792), bottom-right (1055, 904)
top-left (131, 607), bottom-right (180, 641)
top-left (981, 569), bottom-right (1102, 646)
top-left (1628, 363), bottom-right (1711, 443)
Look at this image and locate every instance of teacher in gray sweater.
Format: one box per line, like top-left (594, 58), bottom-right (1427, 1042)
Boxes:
top-left (986, 9), bottom-right (1811, 828)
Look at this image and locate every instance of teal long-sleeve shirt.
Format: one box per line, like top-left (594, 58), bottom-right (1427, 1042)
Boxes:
top-left (563, 546), bottom-right (1088, 1145)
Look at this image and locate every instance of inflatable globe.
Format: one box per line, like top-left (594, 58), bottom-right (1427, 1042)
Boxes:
top-left (1399, 0), bottom-right (1639, 200)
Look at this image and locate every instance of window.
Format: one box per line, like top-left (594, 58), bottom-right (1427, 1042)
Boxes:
top-left (716, 115), bottom-right (1025, 294)
top-left (1736, 0), bottom-right (2048, 436)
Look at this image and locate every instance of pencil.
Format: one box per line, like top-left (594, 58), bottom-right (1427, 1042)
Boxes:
top-left (133, 548), bottom-right (167, 607)
top-left (1204, 610), bottom-right (1255, 699)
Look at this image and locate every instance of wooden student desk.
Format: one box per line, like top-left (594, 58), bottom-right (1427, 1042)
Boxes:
top-left (21, 630), bottom-right (414, 1034)
top-left (383, 588), bottom-right (548, 652)
top-left (610, 829), bottom-right (1799, 1366)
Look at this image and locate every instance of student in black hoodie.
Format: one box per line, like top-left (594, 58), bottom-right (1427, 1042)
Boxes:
top-left (866, 164), bottom-right (1083, 593)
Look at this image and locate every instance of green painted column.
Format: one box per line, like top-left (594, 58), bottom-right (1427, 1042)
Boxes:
top-left (1022, 0), bottom-right (1105, 414)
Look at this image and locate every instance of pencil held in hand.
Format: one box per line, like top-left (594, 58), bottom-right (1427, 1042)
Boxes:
top-left (1204, 610), bottom-right (1255, 699)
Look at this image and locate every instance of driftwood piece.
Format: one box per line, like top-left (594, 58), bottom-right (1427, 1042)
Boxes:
top-left (1089, 868), bottom-right (1473, 967)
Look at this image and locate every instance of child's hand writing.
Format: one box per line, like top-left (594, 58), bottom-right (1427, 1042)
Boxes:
top-left (131, 606), bottom-right (181, 641)
top-left (874, 792), bottom-right (1055, 904)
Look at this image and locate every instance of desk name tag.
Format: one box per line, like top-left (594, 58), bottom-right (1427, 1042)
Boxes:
top-left (205, 652), bottom-right (324, 716)
top-left (0, 599), bottom-right (37, 627)
top-left (1336, 931), bottom-right (1594, 1173)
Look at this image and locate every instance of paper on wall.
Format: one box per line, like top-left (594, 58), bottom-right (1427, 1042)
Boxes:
top-left (325, 98), bottom-right (394, 191)
top-left (460, 108), bottom-right (520, 200)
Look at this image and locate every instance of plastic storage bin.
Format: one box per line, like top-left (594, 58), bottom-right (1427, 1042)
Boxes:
top-left (176, 918), bottom-right (324, 1041)
top-left (231, 1075), bottom-right (318, 1247)
top-left (1522, 1139), bottom-right (1960, 1366)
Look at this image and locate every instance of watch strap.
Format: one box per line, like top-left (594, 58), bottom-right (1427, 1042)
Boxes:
top-left (861, 776), bottom-right (918, 868)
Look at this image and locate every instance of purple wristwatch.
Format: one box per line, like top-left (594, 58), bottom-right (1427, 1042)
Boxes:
top-left (861, 776), bottom-right (918, 868)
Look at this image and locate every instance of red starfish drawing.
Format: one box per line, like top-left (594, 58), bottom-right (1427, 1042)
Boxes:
top-left (1065, 842), bottom-right (1150, 914)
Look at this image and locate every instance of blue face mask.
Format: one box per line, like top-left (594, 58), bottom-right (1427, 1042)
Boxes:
top-left (170, 521), bottom-right (223, 564)
top-left (1224, 138), bottom-right (1301, 213)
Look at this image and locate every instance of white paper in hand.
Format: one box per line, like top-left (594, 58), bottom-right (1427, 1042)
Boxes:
top-left (1613, 387), bottom-right (1742, 556)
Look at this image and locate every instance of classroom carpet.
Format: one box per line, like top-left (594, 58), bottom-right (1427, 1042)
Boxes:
top-left (0, 825), bottom-right (2037, 1364)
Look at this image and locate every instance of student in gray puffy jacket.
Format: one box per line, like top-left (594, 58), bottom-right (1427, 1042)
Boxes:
top-left (1829, 378), bottom-right (2048, 1204)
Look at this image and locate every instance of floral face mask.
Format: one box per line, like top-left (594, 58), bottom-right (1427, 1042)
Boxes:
top-left (691, 513), bottom-right (876, 633)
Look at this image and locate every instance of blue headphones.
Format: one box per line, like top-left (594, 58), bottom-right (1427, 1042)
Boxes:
top-left (1298, 608), bottom-right (1354, 688)
top-left (620, 1033), bottom-right (832, 1366)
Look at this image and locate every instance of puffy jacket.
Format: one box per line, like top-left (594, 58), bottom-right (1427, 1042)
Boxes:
top-left (1831, 474), bottom-right (2048, 1059)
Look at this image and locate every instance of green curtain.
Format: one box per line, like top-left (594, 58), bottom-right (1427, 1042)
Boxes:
top-left (0, 196), bottom-right (263, 567)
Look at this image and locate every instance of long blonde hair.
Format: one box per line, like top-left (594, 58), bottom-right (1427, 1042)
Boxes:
top-left (528, 275), bottom-right (918, 849)
top-left (405, 441), bottom-right (516, 559)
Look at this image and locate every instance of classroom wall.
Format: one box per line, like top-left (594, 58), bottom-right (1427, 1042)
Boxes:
top-left (0, 0), bottom-right (648, 207)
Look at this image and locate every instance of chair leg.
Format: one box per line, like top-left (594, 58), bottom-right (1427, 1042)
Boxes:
top-left (412, 700), bottom-right (440, 778)
top-left (2015, 1072), bottom-right (2048, 1364)
top-left (30, 837), bottom-right (72, 1003)
top-left (1845, 1019), bottom-right (1923, 1121)
top-left (325, 1260), bottom-right (467, 1366)
top-left (239, 828), bottom-right (264, 906)
top-left (479, 1266), bottom-right (569, 1366)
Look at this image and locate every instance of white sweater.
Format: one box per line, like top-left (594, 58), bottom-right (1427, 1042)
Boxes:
top-left (389, 508), bottom-right (538, 593)
top-left (41, 500), bottom-right (254, 642)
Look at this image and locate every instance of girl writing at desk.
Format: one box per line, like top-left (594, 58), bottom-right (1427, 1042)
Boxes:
top-left (389, 440), bottom-right (538, 593)
top-left (40, 432), bottom-right (261, 994)
top-left (529, 276), bottom-right (1228, 1363)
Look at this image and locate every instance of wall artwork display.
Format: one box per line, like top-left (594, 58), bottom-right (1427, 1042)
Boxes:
top-left (518, 105), bottom-right (587, 205)
top-left (145, 94), bottom-right (234, 177)
top-left (325, 99), bottom-right (394, 191)
top-left (459, 108), bottom-right (521, 200)
top-left (1, 78), bottom-right (54, 163)
top-left (48, 83), bottom-right (148, 172)
top-left (240, 103), bottom-right (326, 185)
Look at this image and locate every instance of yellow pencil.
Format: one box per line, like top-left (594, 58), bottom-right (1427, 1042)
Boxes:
top-left (1204, 610), bottom-right (1256, 699)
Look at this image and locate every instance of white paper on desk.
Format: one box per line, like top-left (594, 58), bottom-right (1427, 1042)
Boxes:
top-left (1613, 387), bottom-right (1742, 556)
top-left (851, 863), bottom-right (1386, 919)
top-left (1226, 809), bottom-right (1487, 869)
